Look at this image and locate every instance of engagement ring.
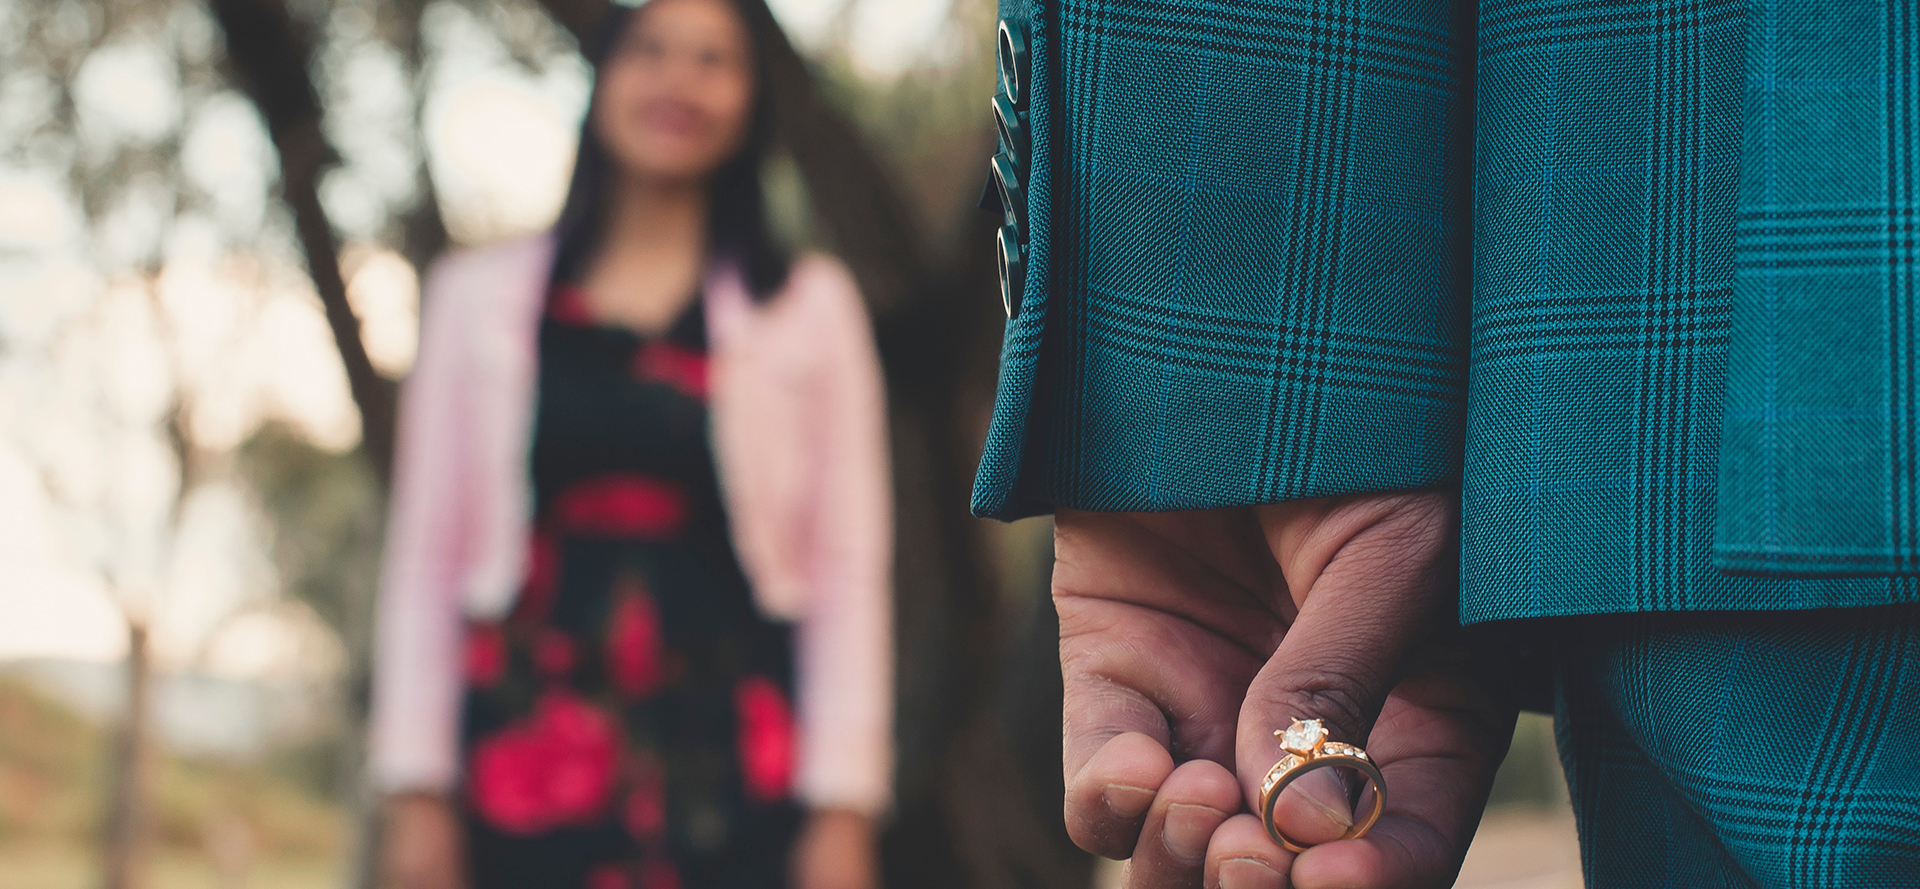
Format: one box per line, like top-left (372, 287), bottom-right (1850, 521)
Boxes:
top-left (1258, 718), bottom-right (1386, 852)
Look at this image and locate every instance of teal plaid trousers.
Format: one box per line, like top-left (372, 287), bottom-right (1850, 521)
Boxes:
top-left (1555, 606), bottom-right (1920, 888)
top-left (974, 0), bottom-right (1920, 883)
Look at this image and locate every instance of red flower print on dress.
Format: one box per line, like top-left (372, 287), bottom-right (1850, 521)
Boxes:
top-left (467, 689), bottom-right (620, 834)
top-left (632, 343), bottom-right (708, 400)
top-left (607, 580), bottom-right (664, 699)
top-left (534, 629), bottom-right (577, 678)
top-left (585, 865), bottom-right (629, 889)
top-left (553, 475), bottom-right (686, 539)
top-left (513, 529), bottom-right (561, 624)
top-left (734, 675), bottom-right (796, 804)
top-left (638, 859), bottom-right (683, 889)
top-left (464, 624), bottom-right (506, 688)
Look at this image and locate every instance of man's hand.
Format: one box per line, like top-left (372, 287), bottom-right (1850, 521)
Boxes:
top-left (1053, 493), bottom-right (1515, 889)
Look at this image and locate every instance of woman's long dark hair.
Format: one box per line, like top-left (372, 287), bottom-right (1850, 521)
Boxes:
top-left (547, 0), bottom-right (789, 300)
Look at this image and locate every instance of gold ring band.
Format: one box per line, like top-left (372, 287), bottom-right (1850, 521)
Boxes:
top-left (1258, 719), bottom-right (1386, 853)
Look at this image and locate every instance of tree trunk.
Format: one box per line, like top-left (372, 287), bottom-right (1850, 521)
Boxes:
top-left (204, 5), bottom-right (400, 888)
top-left (102, 620), bottom-right (154, 889)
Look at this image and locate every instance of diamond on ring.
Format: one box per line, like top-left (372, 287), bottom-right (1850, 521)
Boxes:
top-left (1278, 718), bottom-right (1327, 755)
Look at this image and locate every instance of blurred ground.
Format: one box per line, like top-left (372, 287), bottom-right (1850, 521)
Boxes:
top-left (1453, 807), bottom-right (1581, 889)
top-left (1454, 713), bottom-right (1581, 889)
top-left (0, 675), bottom-right (343, 889)
top-left (0, 848), bottom-right (336, 889)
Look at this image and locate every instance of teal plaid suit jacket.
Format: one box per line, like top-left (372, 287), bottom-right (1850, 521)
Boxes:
top-left (973, 0), bottom-right (1920, 621)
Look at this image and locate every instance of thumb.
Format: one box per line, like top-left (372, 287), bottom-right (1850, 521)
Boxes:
top-left (1236, 492), bottom-right (1453, 848)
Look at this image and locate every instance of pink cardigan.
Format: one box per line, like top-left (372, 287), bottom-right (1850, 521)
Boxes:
top-left (368, 235), bottom-right (894, 815)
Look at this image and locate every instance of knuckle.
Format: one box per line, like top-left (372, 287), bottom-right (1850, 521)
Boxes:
top-left (1275, 671), bottom-right (1374, 740)
top-left (1063, 681), bottom-right (1166, 741)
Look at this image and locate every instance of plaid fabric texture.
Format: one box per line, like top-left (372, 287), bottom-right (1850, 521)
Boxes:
top-left (1715, 0), bottom-right (1920, 577)
top-left (971, 0), bottom-right (1474, 518)
top-left (1461, 0), bottom-right (1920, 619)
top-left (975, 0), bottom-right (1056, 519)
top-left (1555, 606), bottom-right (1920, 887)
top-left (972, 0), bottom-right (1920, 616)
top-left (1462, 0), bottom-right (1753, 619)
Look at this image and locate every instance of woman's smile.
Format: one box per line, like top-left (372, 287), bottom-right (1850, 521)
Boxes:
top-left (632, 98), bottom-right (708, 142)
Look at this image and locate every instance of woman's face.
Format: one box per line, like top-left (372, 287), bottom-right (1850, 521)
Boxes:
top-left (593, 0), bottom-right (756, 186)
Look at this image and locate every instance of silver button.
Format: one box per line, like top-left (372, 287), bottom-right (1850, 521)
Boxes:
top-left (990, 151), bottom-right (1024, 231)
top-left (993, 93), bottom-right (1027, 161)
top-left (997, 19), bottom-right (1029, 109)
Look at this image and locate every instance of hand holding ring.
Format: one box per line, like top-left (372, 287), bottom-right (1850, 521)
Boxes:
top-left (1258, 718), bottom-right (1387, 853)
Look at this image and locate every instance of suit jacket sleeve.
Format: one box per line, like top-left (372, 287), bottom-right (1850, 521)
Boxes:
top-left (971, 0), bottom-right (1476, 519)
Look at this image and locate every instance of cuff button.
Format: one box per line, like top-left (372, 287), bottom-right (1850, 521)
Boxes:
top-left (997, 19), bottom-right (1029, 108)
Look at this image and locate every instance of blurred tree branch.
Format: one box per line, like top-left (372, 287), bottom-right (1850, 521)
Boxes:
top-left (385, 0), bottom-right (451, 274)
top-left (203, 9), bottom-right (417, 889)
top-left (206, 0), bottom-right (398, 485)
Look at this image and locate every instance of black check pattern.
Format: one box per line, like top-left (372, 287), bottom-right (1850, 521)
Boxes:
top-left (1715, 0), bottom-right (1920, 577)
top-left (1556, 607), bottom-right (1920, 887)
top-left (973, 0), bottom-right (1472, 518)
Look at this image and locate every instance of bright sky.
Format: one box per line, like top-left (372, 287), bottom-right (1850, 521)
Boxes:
top-left (773, 0), bottom-right (961, 76)
top-left (0, 0), bottom-right (962, 675)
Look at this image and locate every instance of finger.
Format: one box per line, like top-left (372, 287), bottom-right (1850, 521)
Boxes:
top-left (1055, 512), bottom-right (1268, 859)
top-left (1123, 758), bottom-right (1241, 888)
top-left (1204, 814), bottom-right (1293, 889)
top-left (1066, 732), bottom-right (1175, 859)
top-left (1058, 598), bottom-right (1257, 858)
top-left (1289, 677), bottom-right (1516, 889)
top-left (1237, 493), bottom-right (1453, 823)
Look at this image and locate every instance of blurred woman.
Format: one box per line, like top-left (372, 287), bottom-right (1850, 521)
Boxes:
top-left (367, 1), bottom-right (892, 887)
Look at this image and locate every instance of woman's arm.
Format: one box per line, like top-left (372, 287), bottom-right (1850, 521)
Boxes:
top-left (368, 255), bottom-right (478, 797)
top-left (791, 258), bottom-right (895, 817)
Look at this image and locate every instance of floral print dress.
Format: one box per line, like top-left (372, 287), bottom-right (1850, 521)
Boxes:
top-left (459, 285), bottom-right (800, 889)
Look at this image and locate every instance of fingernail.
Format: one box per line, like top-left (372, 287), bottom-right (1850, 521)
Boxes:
top-left (1304, 791), bottom-right (1353, 829)
top-left (1162, 803), bottom-right (1222, 865)
top-left (1290, 772), bottom-right (1353, 830)
top-left (1102, 784), bottom-right (1157, 820)
top-left (1218, 857), bottom-right (1285, 889)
